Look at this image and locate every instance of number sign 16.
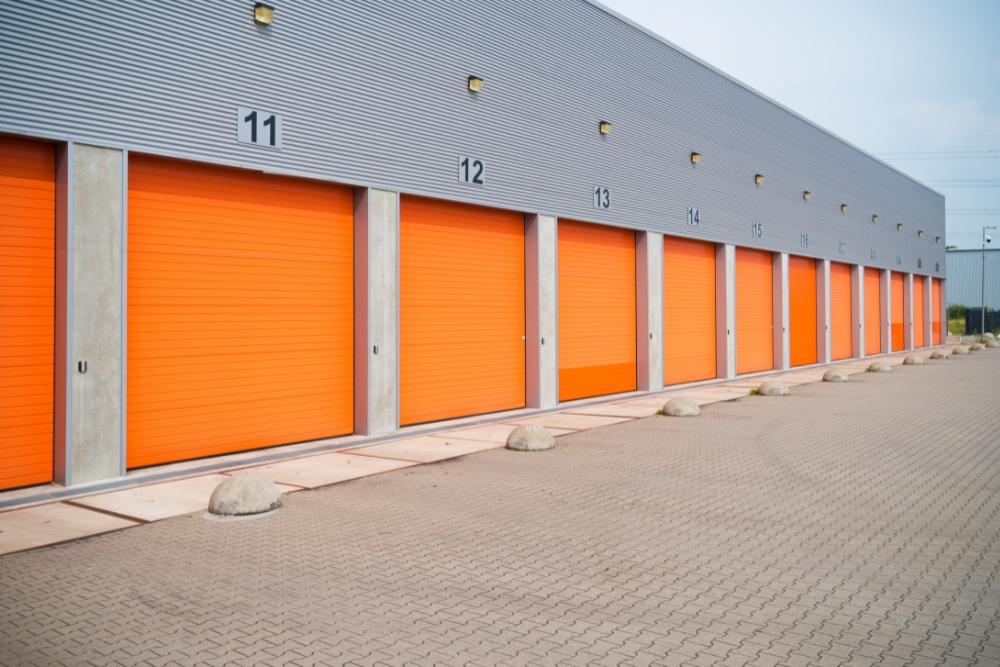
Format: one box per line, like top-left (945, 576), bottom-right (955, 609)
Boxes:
top-left (458, 156), bottom-right (485, 185)
top-left (593, 187), bottom-right (610, 209)
top-left (237, 106), bottom-right (282, 149)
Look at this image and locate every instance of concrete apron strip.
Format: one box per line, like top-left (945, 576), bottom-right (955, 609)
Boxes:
top-left (0, 346), bottom-right (944, 515)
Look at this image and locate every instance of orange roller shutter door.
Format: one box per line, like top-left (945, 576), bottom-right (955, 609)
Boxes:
top-left (558, 220), bottom-right (636, 401)
top-left (829, 262), bottom-right (852, 360)
top-left (932, 279), bottom-right (942, 345)
top-left (663, 236), bottom-right (715, 385)
top-left (913, 278), bottom-right (925, 348)
top-left (127, 155), bottom-right (354, 468)
top-left (0, 137), bottom-right (55, 490)
top-left (788, 255), bottom-right (817, 367)
top-left (736, 248), bottom-right (773, 374)
top-left (400, 196), bottom-right (524, 425)
top-left (864, 268), bottom-right (882, 355)
top-left (891, 272), bottom-right (905, 351)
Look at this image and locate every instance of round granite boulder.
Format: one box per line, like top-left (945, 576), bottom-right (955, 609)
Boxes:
top-left (822, 369), bottom-right (849, 382)
top-left (867, 360), bottom-right (892, 372)
top-left (208, 473), bottom-right (282, 516)
top-left (969, 343), bottom-right (985, 351)
top-left (506, 424), bottom-right (555, 451)
top-left (757, 380), bottom-right (790, 396)
top-left (986, 339), bottom-right (1000, 348)
top-left (930, 350), bottom-right (950, 359)
top-left (902, 355), bottom-right (925, 365)
top-left (985, 332), bottom-right (995, 340)
top-left (952, 346), bottom-right (970, 355)
top-left (662, 396), bottom-right (701, 416)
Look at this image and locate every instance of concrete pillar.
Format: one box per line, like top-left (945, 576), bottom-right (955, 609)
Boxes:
top-left (716, 244), bottom-right (736, 379)
top-left (817, 259), bottom-right (831, 364)
top-left (903, 273), bottom-right (914, 350)
top-left (636, 231), bottom-right (663, 392)
top-left (525, 214), bottom-right (558, 409)
top-left (354, 187), bottom-right (399, 435)
top-left (940, 280), bottom-right (948, 341)
top-left (773, 252), bottom-right (789, 370)
top-left (923, 275), bottom-right (933, 347)
top-left (54, 143), bottom-right (125, 486)
top-left (852, 264), bottom-right (864, 358)
top-left (880, 269), bottom-right (891, 354)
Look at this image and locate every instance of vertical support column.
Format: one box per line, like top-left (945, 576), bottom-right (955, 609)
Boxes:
top-left (525, 214), bottom-right (558, 409)
top-left (716, 244), bottom-right (736, 379)
top-left (817, 259), bottom-right (831, 364)
top-left (923, 275), bottom-right (932, 348)
top-left (354, 187), bottom-right (399, 436)
top-left (852, 264), bottom-right (864, 358)
top-left (941, 280), bottom-right (948, 342)
top-left (54, 143), bottom-right (125, 486)
top-left (636, 231), bottom-right (663, 392)
top-left (772, 252), bottom-right (789, 370)
top-left (904, 273), bottom-right (914, 350)
top-left (881, 269), bottom-right (891, 354)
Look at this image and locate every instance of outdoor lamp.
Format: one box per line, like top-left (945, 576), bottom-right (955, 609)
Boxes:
top-left (254, 3), bottom-right (274, 25)
top-left (936, 237), bottom-right (941, 243)
top-left (897, 223), bottom-right (904, 230)
top-left (599, 121), bottom-right (612, 135)
top-left (690, 152), bottom-right (701, 164)
top-left (468, 76), bottom-right (483, 92)
top-left (841, 204), bottom-right (848, 212)
top-left (803, 191), bottom-right (811, 200)
top-left (919, 230), bottom-right (924, 237)
top-left (755, 174), bottom-right (764, 184)
top-left (872, 215), bottom-right (879, 223)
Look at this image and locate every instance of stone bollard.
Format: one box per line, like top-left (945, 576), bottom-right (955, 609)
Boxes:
top-left (662, 396), bottom-right (701, 416)
top-left (506, 424), bottom-right (555, 451)
top-left (952, 346), bottom-right (970, 355)
top-left (969, 343), bottom-right (985, 351)
top-left (986, 340), bottom-right (1000, 348)
top-left (867, 360), bottom-right (892, 372)
top-left (930, 351), bottom-right (950, 359)
top-left (756, 380), bottom-right (790, 396)
top-left (822, 369), bottom-right (849, 382)
top-left (902, 355), bottom-right (925, 365)
top-left (209, 473), bottom-right (282, 516)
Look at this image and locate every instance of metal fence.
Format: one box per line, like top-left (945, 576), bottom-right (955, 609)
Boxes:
top-left (965, 309), bottom-right (1000, 336)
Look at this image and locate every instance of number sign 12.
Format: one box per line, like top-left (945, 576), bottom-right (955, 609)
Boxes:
top-left (593, 187), bottom-right (610, 209)
top-left (237, 106), bottom-right (282, 149)
top-left (458, 156), bottom-right (485, 185)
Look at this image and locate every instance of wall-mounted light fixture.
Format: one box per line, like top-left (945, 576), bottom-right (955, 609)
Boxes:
top-left (840, 204), bottom-right (848, 212)
top-left (897, 223), bottom-right (904, 230)
top-left (254, 2), bottom-right (274, 25)
top-left (936, 236), bottom-right (942, 243)
top-left (803, 191), bottom-right (811, 200)
top-left (872, 215), bottom-right (879, 223)
top-left (599, 121), bottom-right (612, 135)
top-left (690, 152), bottom-right (702, 164)
top-left (467, 76), bottom-right (483, 92)
top-left (755, 174), bottom-right (764, 185)
top-left (918, 230), bottom-right (924, 237)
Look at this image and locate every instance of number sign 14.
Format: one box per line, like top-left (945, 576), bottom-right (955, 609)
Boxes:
top-left (237, 106), bottom-right (282, 149)
top-left (687, 207), bottom-right (700, 226)
top-left (458, 156), bottom-right (485, 185)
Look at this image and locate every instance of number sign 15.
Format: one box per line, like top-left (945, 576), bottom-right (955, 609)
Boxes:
top-left (458, 156), bottom-right (485, 185)
top-left (752, 221), bottom-right (762, 238)
top-left (237, 106), bottom-right (282, 149)
top-left (593, 187), bottom-right (610, 209)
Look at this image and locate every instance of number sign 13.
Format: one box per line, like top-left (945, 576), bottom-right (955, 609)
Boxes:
top-left (237, 106), bottom-right (282, 149)
top-left (458, 156), bottom-right (485, 185)
top-left (593, 187), bottom-right (610, 209)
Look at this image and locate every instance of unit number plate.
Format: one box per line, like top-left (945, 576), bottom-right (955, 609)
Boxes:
top-left (594, 187), bottom-right (611, 209)
top-left (237, 106), bottom-right (283, 149)
top-left (458, 156), bottom-right (485, 185)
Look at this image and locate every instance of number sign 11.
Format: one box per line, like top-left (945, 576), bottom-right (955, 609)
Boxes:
top-left (458, 156), bottom-right (485, 185)
top-left (237, 106), bottom-right (282, 149)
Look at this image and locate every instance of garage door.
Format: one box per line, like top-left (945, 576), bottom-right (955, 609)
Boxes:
top-left (558, 220), bottom-right (636, 401)
top-left (932, 278), bottom-right (942, 345)
top-left (400, 195), bottom-right (524, 425)
top-left (663, 236), bottom-right (715, 385)
top-left (127, 155), bottom-right (354, 468)
top-left (891, 272), bottom-right (905, 351)
top-left (830, 262), bottom-right (852, 360)
top-left (0, 136), bottom-right (55, 490)
top-left (865, 268), bottom-right (882, 355)
top-left (913, 277), bottom-right (925, 348)
top-left (789, 255), bottom-right (817, 367)
top-left (736, 248), bottom-right (773, 374)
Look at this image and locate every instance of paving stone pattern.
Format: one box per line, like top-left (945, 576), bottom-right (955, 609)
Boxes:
top-left (2, 353), bottom-right (999, 667)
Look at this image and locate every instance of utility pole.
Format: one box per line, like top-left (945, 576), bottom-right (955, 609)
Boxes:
top-left (983, 226), bottom-right (997, 337)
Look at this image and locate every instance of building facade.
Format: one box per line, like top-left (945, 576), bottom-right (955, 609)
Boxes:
top-left (945, 249), bottom-right (1000, 310)
top-left (0, 0), bottom-right (947, 491)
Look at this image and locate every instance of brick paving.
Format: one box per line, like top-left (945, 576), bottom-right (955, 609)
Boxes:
top-left (2, 352), bottom-right (999, 667)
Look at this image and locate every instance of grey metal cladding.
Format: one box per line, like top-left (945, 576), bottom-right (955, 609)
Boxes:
top-left (0, 0), bottom-right (944, 273)
top-left (945, 249), bottom-right (1000, 308)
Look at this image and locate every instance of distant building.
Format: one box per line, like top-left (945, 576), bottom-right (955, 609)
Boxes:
top-left (945, 249), bottom-right (1000, 309)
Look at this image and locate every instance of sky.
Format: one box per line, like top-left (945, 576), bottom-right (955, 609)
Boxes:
top-left (598, 0), bottom-right (1000, 249)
